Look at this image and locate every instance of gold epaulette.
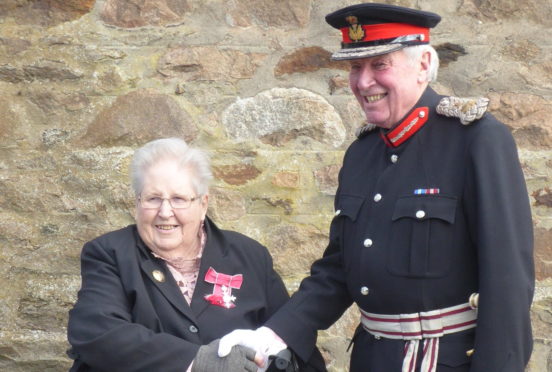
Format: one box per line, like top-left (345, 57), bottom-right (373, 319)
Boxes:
top-left (355, 123), bottom-right (377, 138)
top-left (436, 96), bottom-right (489, 125)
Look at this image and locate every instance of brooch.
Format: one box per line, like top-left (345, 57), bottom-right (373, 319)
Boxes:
top-left (204, 267), bottom-right (243, 308)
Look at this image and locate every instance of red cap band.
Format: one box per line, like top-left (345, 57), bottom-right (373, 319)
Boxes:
top-left (340, 22), bottom-right (430, 45)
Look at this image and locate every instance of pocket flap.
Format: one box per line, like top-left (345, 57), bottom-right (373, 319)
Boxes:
top-left (335, 194), bottom-right (365, 222)
top-left (392, 195), bottom-right (457, 223)
top-left (437, 330), bottom-right (475, 367)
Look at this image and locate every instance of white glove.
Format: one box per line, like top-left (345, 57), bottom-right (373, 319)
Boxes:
top-left (218, 327), bottom-right (287, 372)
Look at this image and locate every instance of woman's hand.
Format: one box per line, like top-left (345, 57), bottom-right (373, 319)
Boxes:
top-left (218, 327), bottom-right (287, 371)
top-left (191, 339), bottom-right (258, 372)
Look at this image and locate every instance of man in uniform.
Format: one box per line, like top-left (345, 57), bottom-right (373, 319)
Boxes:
top-left (219, 3), bottom-right (534, 372)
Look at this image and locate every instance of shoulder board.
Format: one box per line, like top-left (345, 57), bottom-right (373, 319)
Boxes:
top-left (436, 96), bottom-right (489, 125)
top-left (355, 123), bottom-right (377, 138)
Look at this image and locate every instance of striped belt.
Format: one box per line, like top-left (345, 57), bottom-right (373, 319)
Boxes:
top-left (360, 302), bottom-right (477, 372)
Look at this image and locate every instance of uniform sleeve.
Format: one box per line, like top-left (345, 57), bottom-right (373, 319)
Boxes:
top-left (266, 165), bottom-right (354, 362)
top-left (256, 244), bottom-right (327, 372)
top-left (464, 119), bottom-right (534, 372)
top-left (67, 240), bottom-right (200, 372)
top-left (261, 247), bottom-right (290, 320)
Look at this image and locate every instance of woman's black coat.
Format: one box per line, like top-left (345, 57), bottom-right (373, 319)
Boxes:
top-left (68, 217), bottom-right (325, 372)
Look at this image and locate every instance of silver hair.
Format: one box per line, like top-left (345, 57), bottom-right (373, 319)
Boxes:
top-left (130, 138), bottom-right (213, 197)
top-left (403, 44), bottom-right (439, 82)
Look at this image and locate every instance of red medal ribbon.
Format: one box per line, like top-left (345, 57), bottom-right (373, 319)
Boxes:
top-left (204, 267), bottom-right (243, 290)
top-left (204, 267), bottom-right (243, 308)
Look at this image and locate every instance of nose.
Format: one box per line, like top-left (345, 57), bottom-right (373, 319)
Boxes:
top-left (352, 64), bottom-right (375, 91)
top-left (157, 199), bottom-right (174, 218)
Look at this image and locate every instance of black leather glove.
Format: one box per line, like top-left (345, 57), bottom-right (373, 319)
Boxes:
top-left (191, 339), bottom-right (257, 372)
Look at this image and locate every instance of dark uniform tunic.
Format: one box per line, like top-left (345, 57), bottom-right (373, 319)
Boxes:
top-left (67, 217), bottom-right (326, 372)
top-left (266, 87), bottom-right (534, 372)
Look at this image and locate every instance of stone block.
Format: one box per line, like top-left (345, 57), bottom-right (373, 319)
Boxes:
top-left (226, 0), bottom-right (312, 28)
top-left (158, 46), bottom-right (266, 81)
top-left (274, 46), bottom-right (347, 77)
top-left (100, 0), bottom-right (191, 28)
top-left (16, 275), bottom-right (80, 332)
top-left (77, 89), bottom-right (198, 147)
top-left (213, 164), bottom-right (262, 186)
top-left (534, 227), bottom-right (552, 280)
top-left (272, 171), bottom-right (300, 189)
top-left (222, 88), bottom-right (346, 148)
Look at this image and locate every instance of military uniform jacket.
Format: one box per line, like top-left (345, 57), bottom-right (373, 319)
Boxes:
top-left (267, 87), bottom-right (534, 371)
top-left (68, 217), bottom-right (325, 372)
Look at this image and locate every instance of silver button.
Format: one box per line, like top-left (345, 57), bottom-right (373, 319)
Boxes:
top-left (363, 239), bottom-right (373, 247)
top-left (416, 210), bottom-right (426, 219)
top-left (360, 286), bottom-right (369, 295)
top-left (390, 154), bottom-right (398, 163)
top-left (373, 193), bottom-right (382, 202)
top-left (419, 110), bottom-right (426, 118)
top-left (189, 325), bottom-right (198, 333)
top-left (335, 209), bottom-right (341, 216)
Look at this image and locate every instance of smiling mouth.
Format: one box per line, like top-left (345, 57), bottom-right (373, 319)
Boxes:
top-left (156, 225), bottom-right (178, 230)
top-left (364, 93), bottom-right (387, 103)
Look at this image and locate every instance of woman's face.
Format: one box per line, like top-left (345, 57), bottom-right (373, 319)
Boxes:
top-left (135, 159), bottom-right (208, 257)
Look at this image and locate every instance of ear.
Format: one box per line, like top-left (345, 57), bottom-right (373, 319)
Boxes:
top-left (133, 198), bottom-right (139, 220)
top-left (200, 194), bottom-right (209, 219)
top-left (418, 50), bottom-right (431, 83)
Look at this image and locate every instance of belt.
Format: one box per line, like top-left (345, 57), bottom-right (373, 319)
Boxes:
top-left (359, 301), bottom-right (477, 372)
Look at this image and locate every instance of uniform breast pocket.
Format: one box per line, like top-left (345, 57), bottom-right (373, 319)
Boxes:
top-left (333, 194), bottom-right (365, 271)
top-left (387, 195), bottom-right (457, 278)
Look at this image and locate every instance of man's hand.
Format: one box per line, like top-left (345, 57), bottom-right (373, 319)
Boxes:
top-left (192, 339), bottom-right (257, 372)
top-left (218, 327), bottom-right (287, 371)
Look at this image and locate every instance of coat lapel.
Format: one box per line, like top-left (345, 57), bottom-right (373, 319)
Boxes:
top-left (190, 218), bottom-right (230, 317)
top-left (135, 232), bottom-right (198, 323)
top-left (135, 218), bottom-right (238, 320)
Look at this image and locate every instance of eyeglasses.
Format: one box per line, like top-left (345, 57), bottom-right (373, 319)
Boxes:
top-left (138, 195), bottom-right (201, 210)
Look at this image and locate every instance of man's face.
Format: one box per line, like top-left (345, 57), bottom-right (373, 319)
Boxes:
top-left (348, 49), bottom-right (429, 129)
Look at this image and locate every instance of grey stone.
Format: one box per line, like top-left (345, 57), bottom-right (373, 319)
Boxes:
top-left (222, 88), bottom-right (346, 148)
top-left (157, 46), bottom-right (266, 81)
top-left (226, 0), bottom-right (312, 28)
top-left (23, 60), bottom-right (83, 82)
top-left (42, 128), bottom-right (70, 147)
top-left (0, 37), bottom-right (31, 55)
top-left (77, 89), bottom-right (198, 147)
top-left (265, 223), bottom-right (328, 278)
top-left (314, 164), bottom-right (340, 196)
top-left (473, 0), bottom-right (552, 26)
top-left (16, 275), bottom-right (80, 332)
top-left (0, 0), bottom-right (95, 27)
top-left (208, 187), bottom-right (247, 222)
top-left (100, 0), bottom-right (191, 28)
top-left (0, 64), bottom-right (26, 83)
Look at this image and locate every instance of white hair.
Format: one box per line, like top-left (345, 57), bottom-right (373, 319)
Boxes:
top-left (130, 138), bottom-right (213, 197)
top-left (403, 44), bottom-right (439, 82)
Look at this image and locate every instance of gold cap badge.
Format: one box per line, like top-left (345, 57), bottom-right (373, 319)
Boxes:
top-left (346, 15), bottom-right (365, 42)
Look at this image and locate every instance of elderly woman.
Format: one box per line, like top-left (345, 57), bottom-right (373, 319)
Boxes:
top-left (67, 138), bottom-right (325, 372)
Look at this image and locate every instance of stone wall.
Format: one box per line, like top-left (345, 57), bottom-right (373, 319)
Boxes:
top-left (0, 0), bottom-right (550, 371)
